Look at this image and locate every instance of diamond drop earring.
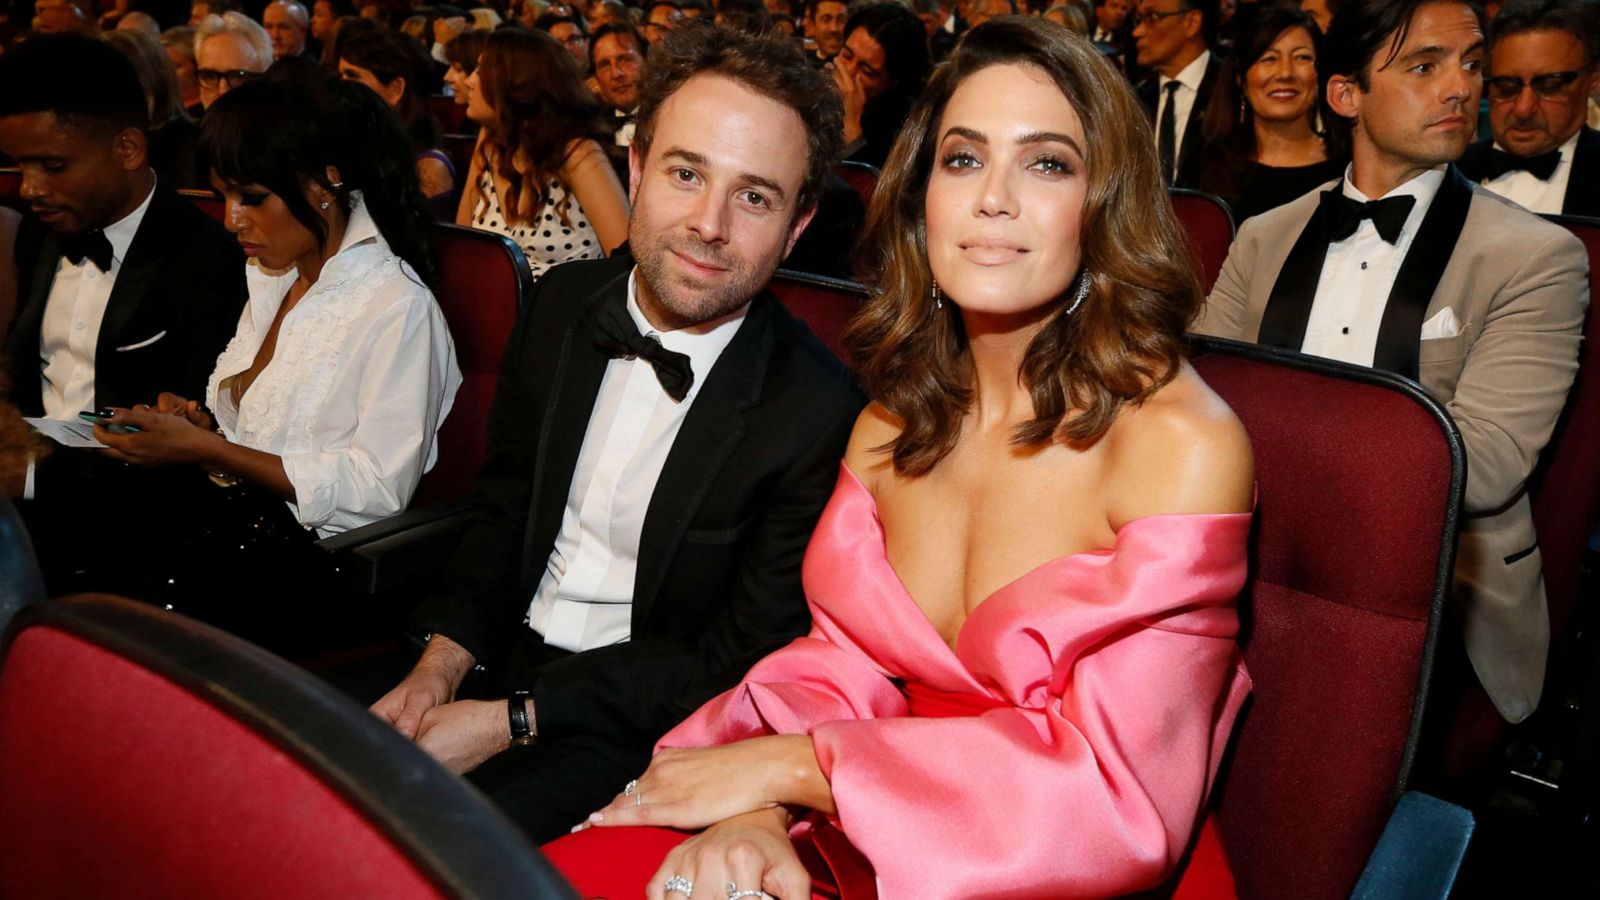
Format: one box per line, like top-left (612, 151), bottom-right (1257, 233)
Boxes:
top-left (1064, 272), bottom-right (1091, 316)
top-left (931, 281), bottom-right (942, 311)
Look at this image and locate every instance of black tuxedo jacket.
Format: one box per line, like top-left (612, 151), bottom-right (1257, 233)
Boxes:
top-left (1138, 53), bottom-right (1222, 191)
top-left (1458, 127), bottom-right (1600, 218)
top-left (419, 252), bottom-right (865, 750)
top-left (6, 187), bottom-right (247, 417)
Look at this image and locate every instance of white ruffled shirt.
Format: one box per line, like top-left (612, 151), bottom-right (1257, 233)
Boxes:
top-left (206, 198), bottom-right (462, 537)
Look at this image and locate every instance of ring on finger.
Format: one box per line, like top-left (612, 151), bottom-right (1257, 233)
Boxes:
top-left (664, 874), bottom-right (693, 896)
top-left (726, 883), bottom-right (773, 899)
top-left (623, 779), bottom-right (639, 796)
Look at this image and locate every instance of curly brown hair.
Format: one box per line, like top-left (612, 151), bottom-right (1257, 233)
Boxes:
top-left (476, 28), bottom-right (617, 228)
top-left (845, 17), bottom-right (1203, 476)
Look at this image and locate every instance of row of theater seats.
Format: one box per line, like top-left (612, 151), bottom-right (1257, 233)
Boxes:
top-left (4, 169), bottom-right (1599, 897)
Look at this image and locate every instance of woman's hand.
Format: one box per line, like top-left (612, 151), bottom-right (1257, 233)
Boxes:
top-left (585, 735), bottom-right (829, 832)
top-left (154, 392), bottom-right (214, 431)
top-left (95, 405), bottom-right (219, 467)
top-left (830, 59), bottom-right (867, 145)
top-left (647, 807), bottom-right (809, 900)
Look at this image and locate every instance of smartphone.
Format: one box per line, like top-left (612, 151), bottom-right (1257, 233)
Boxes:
top-left (78, 410), bottom-right (140, 434)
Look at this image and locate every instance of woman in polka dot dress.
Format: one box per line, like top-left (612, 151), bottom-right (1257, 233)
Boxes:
top-left (457, 28), bottom-right (630, 280)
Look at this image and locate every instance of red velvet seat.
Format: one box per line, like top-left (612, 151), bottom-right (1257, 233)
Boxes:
top-left (832, 160), bottom-right (879, 210)
top-left (0, 167), bottom-right (21, 210)
top-left (1188, 337), bottom-right (1467, 899)
top-left (0, 594), bottom-right (575, 899)
top-left (441, 133), bottom-right (479, 182)
top-left (178, 187), bottom-right (225, 223)
top-left (413, 224), bottom-right (532, 507)
top-left (426, 94), bottom-right (469, 136)
top-left (1171, 188), bottom-right (1236, 294)
top-left (769, 268), bottom-right (865, 363)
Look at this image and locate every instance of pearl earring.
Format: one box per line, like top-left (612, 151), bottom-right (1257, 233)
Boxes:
top-left (931, 281), bottom-right (942, 311)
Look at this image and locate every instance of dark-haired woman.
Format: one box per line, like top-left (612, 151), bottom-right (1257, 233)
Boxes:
top-left (833, 2), bottom-right (930, 169)
top-left (106, 29), bottom-right (205, 189)
top-left (458, 28), bottom-right (629, 280)
top-left (545, 18), bottom-right (1252, 900)
top-left (1199, 5), bottom-right (1344, 223)
top-left (339, 29), bottom-right (459, 217)
top-left (93, 70), bottom-right (460, 647)
top-left (443, 29), bottom-right (489, 109)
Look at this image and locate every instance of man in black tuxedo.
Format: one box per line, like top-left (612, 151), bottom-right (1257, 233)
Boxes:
top-left (0, 36), bottom-right (245, 546)
top-left (1132, 0), bottom-right (1221, 189)
top-left (1458, 0), bottom-right (1600, 217)
top-left (371, 23), bottom-right (864, 841)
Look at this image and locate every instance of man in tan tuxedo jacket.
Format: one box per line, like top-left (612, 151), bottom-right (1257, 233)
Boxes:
top-left (1195, 0), bottom-right (1588, 723)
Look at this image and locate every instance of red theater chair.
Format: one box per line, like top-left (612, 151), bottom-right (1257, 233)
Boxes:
top-left (426, 94), bottom-right (470, 135)
top-left (0, 167), bottom-right (19, 209)
top-left (178, 187), bottom-right (225, 222)
top-left (1170, 188), bottom-right (1237, 294)
top-left (316, 224), bottom-right (533, 593)
top-left (442, 133), bottom-right (479, 182)
top-left (0, 594), bottom-right (576, 900)
top-left (832, 160), bottom-right (880, 209)
top-left (1183, 337), bottom-right (1472, 899)
top-left (769, 268), bottom-right (866, 363)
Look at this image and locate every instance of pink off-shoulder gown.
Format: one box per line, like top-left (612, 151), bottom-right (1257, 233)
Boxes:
top-left (546, 465), bottom-right (1253, 899)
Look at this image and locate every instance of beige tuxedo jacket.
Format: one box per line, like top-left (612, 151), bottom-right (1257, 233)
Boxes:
top-left (1196, 176), bottom-right (1589, 723)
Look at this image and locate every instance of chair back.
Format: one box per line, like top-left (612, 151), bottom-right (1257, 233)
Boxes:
top-left (420, 224), bottom-right (533, 506)
top-left (442, 133), bottom-right (479, 181)
top-left (179, 188), bottom-right (225, 223)
top-left (832, 161), bottom-right (880, 209)
top-left (0, 594), bottom-right (576, 899)
top-left (768, 269), bottom-right (866, 365)
top-left (426, 94), bottom-right (470, 136)
top-left (1529, 213), bottom-right (1600, 643)
top-left (1170, 188), bottom-right (1237, 294)
top-left (0, 168), bottom-right (18, 209)
top-left (1190, 338), bottom-right (1465, 900)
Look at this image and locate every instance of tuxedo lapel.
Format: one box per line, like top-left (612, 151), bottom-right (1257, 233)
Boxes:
top-left (6, 225), bottom-right (61, 415)
top-left (1562, 128), bottom-right (1600, 218)
top-left (1257, 199), bottom-right (1333, 351)
top-left (524, 267), bottom-right (631, 572)
top-left (1371, 167), bottom-right (1472, 379)
top-left (630, 294), bottom-right (773, 628)
top-left (92, 193), bottom-right (172, 408)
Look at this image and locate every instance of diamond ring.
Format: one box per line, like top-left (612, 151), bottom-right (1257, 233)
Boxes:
top-left (725, 883), bottom-right (773, 899)
top-left (623, 779), bottom-right (639, 796)
top-left (664, 874), bottom-right (693, 896)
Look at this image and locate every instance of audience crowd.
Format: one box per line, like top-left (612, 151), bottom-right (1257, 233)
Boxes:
top-left (1, 0), bottom-right (1598, 896)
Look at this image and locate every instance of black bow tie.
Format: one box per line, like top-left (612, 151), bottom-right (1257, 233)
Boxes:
top-left (60, 229), bottom-right (113, 272)
top-left (1480, 146), bottom-right (1561, 182)
top-left (593, 296), bottom-right (694, 402)
top-left (1320, 190), bottom-right (1417, 245)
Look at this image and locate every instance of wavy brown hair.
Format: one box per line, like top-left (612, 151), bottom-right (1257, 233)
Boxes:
top-left (845, 16), bottom-right (1203, 476)
top-left (476, 28), bottom-right (616, 228)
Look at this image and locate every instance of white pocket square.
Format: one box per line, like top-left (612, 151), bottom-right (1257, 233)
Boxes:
top-left (115, 330), bottom-right (167, 352)
top-left (1420, 308), bottom-right (1461, 341)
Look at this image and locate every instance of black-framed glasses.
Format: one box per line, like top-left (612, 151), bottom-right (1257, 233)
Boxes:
top-left (1133, 6), bottom-right (1189, 27)
top-left (1485, 71), bottom-right (1585, 101)
top-left (558, 33), bottom-right (588, 47)
top-left (197, 67), bottom-right (260, 88)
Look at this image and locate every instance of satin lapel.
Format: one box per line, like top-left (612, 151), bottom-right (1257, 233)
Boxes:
top-left (92, 192), bottom-right (172, 398)
top-left (630, 294), bottom-right (774, 629)
top-left (1563, 128), bottom-right (1600, 218)
top-left (1371, 167), bottom-right (1472, 379)
top-left (1256, 202), bottom-right (1332, 351)
top-left (524, 268), bottom-right (631, 574)
top-left (7, 227), bottom-right (60, 414)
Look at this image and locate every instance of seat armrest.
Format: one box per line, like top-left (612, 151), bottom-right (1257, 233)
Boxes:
top-left (1349, 791), bottom-right (1474, 900)
top-left (315, 500), bottom-right (477, 595)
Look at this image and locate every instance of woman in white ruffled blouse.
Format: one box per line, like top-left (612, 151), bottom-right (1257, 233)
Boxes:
top-left (95, 67), bottom-right (460, 646)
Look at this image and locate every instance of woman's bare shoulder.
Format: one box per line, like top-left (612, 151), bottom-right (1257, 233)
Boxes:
top-left (843, 402), bottom-right (902, 492)
top-left (1103, 362), bottom-right (1253, 526)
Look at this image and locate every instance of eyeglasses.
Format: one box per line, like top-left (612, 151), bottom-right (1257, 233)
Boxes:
top-left (1486, 71), bottom-right (1585, 101)
top-left (558, 33), bottom-right (588, 47)
top-left (1133, 6), bottom-right (1189, 27)
top-left (197, 68), bottom-right (259, 88)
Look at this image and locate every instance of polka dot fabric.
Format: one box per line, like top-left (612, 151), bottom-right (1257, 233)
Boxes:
top-left (472, 171), bottom-right (603, 281)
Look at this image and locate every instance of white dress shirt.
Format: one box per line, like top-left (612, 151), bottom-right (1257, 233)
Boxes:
top-left (1301, 165), bottom-right (1446, 367)
top-left (206, 196), bottom-right (462, 537)
top-left (39, 182), bottom-right (156, 419)
top-left (1477, 130), bottom-right (1578, 215)
top-left (526, 270), bottom-right (748, 653)
top-left (1155, 50), bottom-right (1210, 176)
top-left (614, 107), bottom-right (637, 148)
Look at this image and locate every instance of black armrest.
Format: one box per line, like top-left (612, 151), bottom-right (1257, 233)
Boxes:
top-left (314, 500), bottom-right (478, 595)
top-left (1349, 791), bottom-right (1475, 900)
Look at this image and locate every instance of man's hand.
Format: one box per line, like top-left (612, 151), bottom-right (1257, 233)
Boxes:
top-left (414, 699), bottom-right (510, 774)
top-left (371, 634), bottom-right (476, 739)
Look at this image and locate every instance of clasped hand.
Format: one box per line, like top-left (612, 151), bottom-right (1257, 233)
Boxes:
top-left (95, 392), bottom-right (216, 466)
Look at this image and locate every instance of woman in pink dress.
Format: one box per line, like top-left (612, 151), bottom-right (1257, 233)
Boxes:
top-left (545, 18), bottom-right (1254, 900)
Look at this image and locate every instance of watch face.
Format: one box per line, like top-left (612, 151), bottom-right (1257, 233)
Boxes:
top-left (511, 734), bottom-right (537, 747)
